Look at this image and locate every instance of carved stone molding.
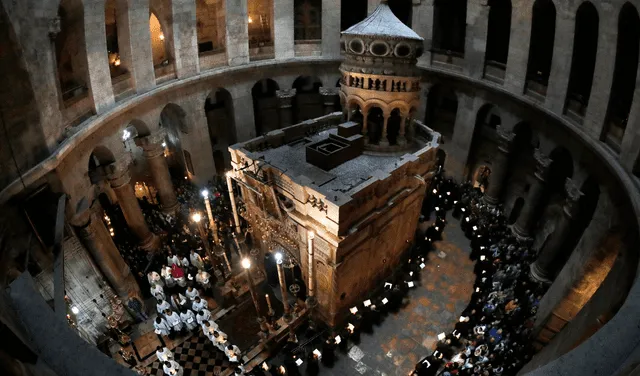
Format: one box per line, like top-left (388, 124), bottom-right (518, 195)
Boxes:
top-left (496, 125), bottom-right (515, 153)
top-left (533, 149), bottom-right (552, 181)
top-left (564, 177), bottom-right (583, 218)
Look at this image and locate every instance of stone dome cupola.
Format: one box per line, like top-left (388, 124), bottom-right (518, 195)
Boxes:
top-left (340, 0), bottom-right (424, 76)
top-left (339, 0), bottom-right (425, 152)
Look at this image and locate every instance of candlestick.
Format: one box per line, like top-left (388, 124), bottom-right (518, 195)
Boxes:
top-left (266, 294), bottom-right (273, 313)
top-left (226, 172), bottom-right (242, 234)
top-left (202, 190), bottom-right (220, 244)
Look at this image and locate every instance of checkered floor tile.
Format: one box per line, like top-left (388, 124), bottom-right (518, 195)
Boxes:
top-left (146, 333), bottom-right (232, 376)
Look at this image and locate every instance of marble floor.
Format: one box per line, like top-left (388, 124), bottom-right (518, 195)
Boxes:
top-left (295, 219), bottom-right (476, 376)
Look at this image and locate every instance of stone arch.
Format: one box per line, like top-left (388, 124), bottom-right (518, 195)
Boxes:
top-left (196, 0), bottom-right (225, 54)
top-left (387, 108), bottom-right (403, 145)
top-left (362, 98), bottom-right (391, 116)
top-left (292, 75), bottom-right (323, 122)
top-left (388, 0), bottom-right (413, 27)
top-left (425, 85), bottom-right (458, 141)
top-left (149, 12), bottom-right (169, 68)
top-left (252, 78), bottom-right (281, 135)
top-left (485, 0), bottom-right (512, 68)
top-left (526, 0), bottom-right (557, 90)
top-left (564, 1), bottom-right (599, 119)
top-left (160, 103), bottom-right (189, 178)
top-left (294, 0), bottom-right (322, 41)
top-left (366, 106), bottom-right (385, 144)
top-left (125, 119), bottom-right (151, 138)
top-left (466, 104), bottom-right (503, 185)
top-left (602, 2), bottom-right (640, 150)
top-left (87, 146), bottom-right (116, 184)
top-left (56, 0), bottom-right (90, 104)
top-left (104, 0), bottom-right (129, 83)
top-left (433, 0), bottom-right (467, 55)
top-left (205, 88), bottom-right (236, 174)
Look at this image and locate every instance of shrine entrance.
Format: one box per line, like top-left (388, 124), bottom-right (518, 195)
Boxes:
top-left (264, 245), bottom-right (307, 305)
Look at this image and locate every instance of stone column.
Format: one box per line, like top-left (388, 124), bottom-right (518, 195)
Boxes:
top-left (530, 178), bottom-right (583, 283)
top-left (464, 0), bottom-right (489, 79)
top-left (276, 89), bottom-right (297, 128)
top-left (412, 0), bottom-right (434, 67)
top-left (84, 0), bottom-right (115, 113)
top-left (274, 0), bottom-right (295, 60)
top-left (322, 0), bottom-right (341, 57)
top-left (362, 112), bottom-right (369, 141)
top-left (398, 116), bottom-right (408, 146)
top-left (231, 85), bottom-right (255, 141)
top-left (545, 11), bottom-right (575, 114)
top-left (367, 0), bottom-right (378, 15)
top-left (380, 113), bottom-right (390, 146)
top-left (583, 12), bottom-right (617, 139)
top-left (106, 161), bottom-right (159, 251)
top-left (512, 149), bottom-right (552, 239)
top-left (118, 0), bottom-right (156, 93)
top-left (171, 0), bottom-right (199, 78)
top-left (483, 125), bottom-right (515, 206)
top-left (226, 0), bottom-right (250, 66)
top-left (504, 0), bottom-right (532, 95)
top-left (320, 87), bottom-right (339, 114)
top-left (73, 206), bottom-right (143, 304)
top-left (136, 134), bottom-right (179, 213)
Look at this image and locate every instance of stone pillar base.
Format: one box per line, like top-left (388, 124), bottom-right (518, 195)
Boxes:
top-left (397, 136), bottom-right (407, 146)
top-left (530, 262), bottom-right (553, 284)
top-left (161, 201), bottom-right (179, 214)
top-left (379, 139), bottom-right (389, 147)
top-left (139, 233), bottom-right (161, 252)
top-left (511, 224), bottom-right (531, 241)
top-left (482, 194), bottom-right (500, 207)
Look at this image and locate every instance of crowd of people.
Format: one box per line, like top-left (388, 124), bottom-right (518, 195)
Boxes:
top-left (106, 163), bottom-right (546, 375)
top-left (413, 172), bottom-right (546, 375)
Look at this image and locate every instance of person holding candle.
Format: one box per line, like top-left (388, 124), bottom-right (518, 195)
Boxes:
top-left (225, 344), bottom-right (242, 364)
top-left (196, 308), bottom-right (212, 325)
top-left (162, 360), bottom-right (183, 376)
top-left (155, 346), bottom-right (173, 362)
top-left (195, 269), bottom-right (212, 294)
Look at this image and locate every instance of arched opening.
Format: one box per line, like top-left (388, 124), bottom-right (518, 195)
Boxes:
top-left (466, 104), bottom-right (502, 183)
top-left (367, 107), bottom-right (385, 144)
top-left (248, 0), bottom-right (274, 60)
top-left (160, 104), bottom-right (189, 179)
top-left (633, 152), bottom-right (640, 178)
top-left (104, 0), bottom-right (130, 93)
top-left (149, 12), bottom-right (174, 81)
top-left (526, 0), bottom-right (556, 97)
top-left (509, 197), bottom-right (525, 224)
top-left (560, 177), bottom-right (600, 263)
top-left (205, 88), bottom-right (236, 174)
top-left (341, 0), bottom-right (367, 31)
top-left (388, 0), bottom-right (413, 27)
top-left (602, 3), bottom-right (640, 151)
top-left (565, 2), bottom-right (599, 121)
top-left (292, 76), bottom-right (323, 123)
top-left (55, 0), bottom-right (90, 106)
top-left (505, 121), bottom-right (536, 193)
top-left (432, 0), bottom-right (467, 58)
top-left (252, 79), bottom-right (281, 135)
top-left (88, 146), bottom-right (116, 184)
top-left (484, 0), bottom-right (512, 81)
top-left (349, 103), bottom-right (364, 126)
top-left (196, 0), bottom-right (225, 56)
top-left (387, 108), bottom-right (403, 145)
top-left (425, 85), bottom-right (458, 141)
top-left (294, 0), bottom-right (322, 41)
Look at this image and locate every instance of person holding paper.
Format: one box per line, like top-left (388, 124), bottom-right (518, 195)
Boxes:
top-left (180, 309), bottom-right (198, 331)
top-left (212, 330), bottom-right (228, 351)
top-left (196, 309), bottom-right (212, 325)
top-left (321, 336), bottom-right (336, 366)
top-left (154, 317), bottom-right (171, 336)
top-left (192, 296), bottom-right (208, 312)
top-left (156, 298), bottom-right (171, 314)
top-left (185, 286), bottom-right (199, 301)
top-left (151, 283), bottom-right (166, 301)
top-left (165, 310), bottom-right (184, 336)
top-left (169, 292), bottom-right (188, 311)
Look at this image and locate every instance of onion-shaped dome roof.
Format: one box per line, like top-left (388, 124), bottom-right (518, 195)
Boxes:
top-left (341, 1), bottom-right (423, 41)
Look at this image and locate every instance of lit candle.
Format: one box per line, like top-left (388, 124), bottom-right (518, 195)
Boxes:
top-left (265, 294), bottom-right (273, 312)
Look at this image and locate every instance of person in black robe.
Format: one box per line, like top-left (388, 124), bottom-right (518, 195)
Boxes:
top-left (321, 336), bottom-right (336, 366)
top-left (305, 351), bottom-right (320, 375)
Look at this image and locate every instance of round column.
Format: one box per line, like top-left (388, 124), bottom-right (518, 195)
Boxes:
top-left (483, 125), bottom-right (515, 206)
top-left (137, 135), bottom-right (179, 213)
top-left (107, 163), bottom-right (159, 251)
top-left (530, 178), bottom-right (583, 283)
top-left (379, 113), bottom-right (390, 146)
top-left (320, 87), bottom-right (339, 115)
top-left (276, 89), bottom-right (296, 128)
top-left (398, 116), bottom-right (408, 146)
top-left (512, 149), bottom-right (552, 239)
top-left (73, 206), bottom-right (143, 304)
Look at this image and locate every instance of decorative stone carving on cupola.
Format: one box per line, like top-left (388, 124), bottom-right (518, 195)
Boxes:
top-left (339, 0), bottom-right (424, 152)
